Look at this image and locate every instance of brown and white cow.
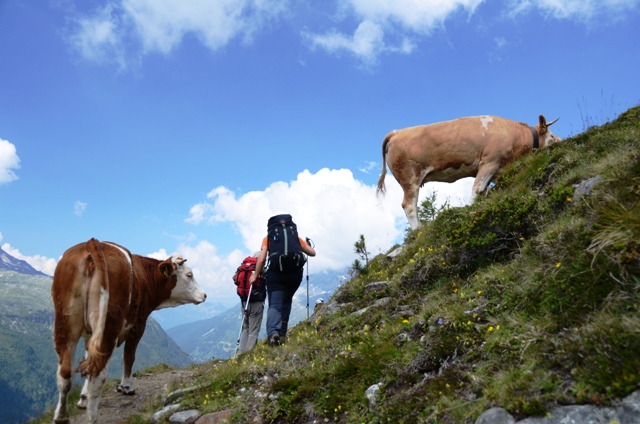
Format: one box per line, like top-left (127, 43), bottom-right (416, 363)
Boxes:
top-left (377, 115), bottom-right (561, 229)
top-left (51, 238), bottom-right (206, 424)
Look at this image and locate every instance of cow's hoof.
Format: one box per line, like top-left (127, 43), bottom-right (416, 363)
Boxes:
top-left (116, 384), bottom-right (136, 395)
top-left (53, 418), bottom-right (70, 424)
top-left (76, 394), bottom-right (88, 409)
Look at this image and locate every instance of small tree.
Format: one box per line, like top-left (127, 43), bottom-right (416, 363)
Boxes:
top-left (418, 191), bottom-right (450, 223)
top-left (354, 234), bottom-right (370, 267)
top-left (349, 258), bottom-right (364, 277)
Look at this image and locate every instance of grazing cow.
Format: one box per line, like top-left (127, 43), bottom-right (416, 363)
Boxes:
top-left (51, 238), bottom-right (207, 424)
top-left (377, 115), bottom-right (560, 229)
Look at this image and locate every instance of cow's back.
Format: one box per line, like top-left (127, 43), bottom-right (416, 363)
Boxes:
top-left (386, 116), bottom-right (529, 179)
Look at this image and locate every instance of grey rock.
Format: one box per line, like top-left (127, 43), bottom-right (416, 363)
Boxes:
top-left (572, 175), bottom-right (603, 201)
top-left (365, 281), bottom-right (390, 294)
top-left (476, 390), bottom-right (640, 424)
top-left (153, 404), bottom-right (181, 423)
top-left (165, 385), bottom-right (203, 405)
top-left (387, 246), bottom-right (404, 260)
top-left (365, 383), bottom-right (382, 412)
top-left (475, 407), bottom-right (515, 424)
top-left (169, 409), bottom-right (201, 424)
top-left (373, 297), bottom-right (393, 307)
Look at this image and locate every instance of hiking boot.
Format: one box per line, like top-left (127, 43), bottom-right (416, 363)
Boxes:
top-left (269, 333), bottom-right (281, 346)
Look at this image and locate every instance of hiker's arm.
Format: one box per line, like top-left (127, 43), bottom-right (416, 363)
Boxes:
top-left (250, 245), bottom-right (268, 284)
top-left (302, 241), bottom-right (316, 257)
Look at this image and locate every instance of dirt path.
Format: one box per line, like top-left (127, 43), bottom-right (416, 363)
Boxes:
top-left (69, 368), bottom-right (199, 424)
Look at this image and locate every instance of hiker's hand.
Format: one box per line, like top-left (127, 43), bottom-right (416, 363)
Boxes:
top-left (249, 273), bottom-right (257, 285)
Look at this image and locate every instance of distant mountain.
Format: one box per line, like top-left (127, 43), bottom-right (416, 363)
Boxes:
top-left (168, 268), bottom-right (347, 361)
top-left (0, 246), bottom-right (48, 276)
top-left (152, 300), bottom-right (229, 330)
top-left (0, 250), bottom-right (194, 424)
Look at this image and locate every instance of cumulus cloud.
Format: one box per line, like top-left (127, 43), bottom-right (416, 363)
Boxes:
top-left (1, 243), bottom-right (58, 276)
top-left (66, 0), bottom-right (289, 67)
top-left (305, 0), bottom-right (482, 64)
top-left (182, 168), bottom-right (473, 305)
top-left (0, 138), bottom-right (21, 184)
top-left (74, 201), bottom-right (88, 217)
top-left (63, 0), bottom-right (639, 68)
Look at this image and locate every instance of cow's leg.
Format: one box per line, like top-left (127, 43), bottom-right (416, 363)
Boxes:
top-left (85, 366), bottom-right (108, 424)
top-left (117, 327), bottom-right (145, 395)
top-left (473, 164), bottom-right (500, 197)
top-left (53, 328), bottom-right (80, 423)
top-left (401, 167), bottom-right (430, 230)
top-left (76, 349), bottom-right (91, 409)
top-left (53, 342), bottom-right (76, 424)
top-left (402, 188), bottom-right (421, 230)
top-left (77, 377), bottom-right (89, 409)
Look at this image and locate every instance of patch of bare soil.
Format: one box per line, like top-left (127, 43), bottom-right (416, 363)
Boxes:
top-left (69, 368), bottom-right (199, 424)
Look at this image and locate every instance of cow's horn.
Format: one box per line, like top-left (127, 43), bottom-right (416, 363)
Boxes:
top-left (547, 117), bottom-right (559, 126)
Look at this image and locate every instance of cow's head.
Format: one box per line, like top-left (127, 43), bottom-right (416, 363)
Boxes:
top-left (538, 115), bottom-right (561, 146)
top-left (157, 253), bottom-right (207, 309)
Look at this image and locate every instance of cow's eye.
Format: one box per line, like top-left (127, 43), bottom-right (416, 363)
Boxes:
top-left (187, 272), bottom-right (193, 279)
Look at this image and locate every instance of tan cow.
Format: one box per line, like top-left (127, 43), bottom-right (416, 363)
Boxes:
top-left (51, 238), bottom-right (206, 424)
top-left (377, 115), bottom-right (560, 229)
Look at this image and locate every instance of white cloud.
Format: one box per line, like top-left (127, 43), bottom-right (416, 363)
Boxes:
top-left (358, 160), bottom-right (378, 174)
top-left (74, 201), bottom-right (88, 217)
top-left (507, 0), bottom-right (640, 22)
top-left (182, 168), bottom-right (473, 305)
top-left (67, 0), bottom-right (289, 67)
top-left (0, 138), bottom-right (21, 184)
top-left (67, 4), bottom-right (127, 69)
top-left (63, 0), bottom-right (639, 68)
top-left (305, 0), bottom-right (482, 63)
top-left (1, 243), bottom-right (58, 276)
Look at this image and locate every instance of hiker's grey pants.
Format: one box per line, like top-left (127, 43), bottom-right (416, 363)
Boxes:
top-left (239, 300), bottom-right (264, 353)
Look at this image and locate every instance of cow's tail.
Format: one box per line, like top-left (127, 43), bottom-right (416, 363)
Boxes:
top-left (78, 238), bottom-right (111, 377)
top-left (377, 133), bottom-right (393, 196)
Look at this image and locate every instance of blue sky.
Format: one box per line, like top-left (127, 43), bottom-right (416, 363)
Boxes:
top-left (1, 0), bottom-right (639, 308)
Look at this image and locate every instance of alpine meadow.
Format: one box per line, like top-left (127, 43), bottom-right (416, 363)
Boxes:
top-left (31, 106), bottom-right (640, 423)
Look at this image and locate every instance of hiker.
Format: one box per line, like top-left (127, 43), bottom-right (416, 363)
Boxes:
top-left (314, 298), bottom-right (324, 313)
top-left (233, 252), bottom-right (266, 354)
top-left (250, 214), bottom-right (316, 346)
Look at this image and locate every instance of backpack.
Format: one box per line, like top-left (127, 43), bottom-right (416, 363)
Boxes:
top-left (267, 214), bottom-right (307, 273)
top-left (234, 256), bottom-right (265, 302)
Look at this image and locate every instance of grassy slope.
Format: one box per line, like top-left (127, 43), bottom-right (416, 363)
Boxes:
top-left (53, 106), bottom-right (640, 424)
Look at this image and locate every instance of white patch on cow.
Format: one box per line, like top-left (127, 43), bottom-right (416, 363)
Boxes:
top-left (118, 375), bottom-right (135, 395)
top-left (480, 115), bottom-right (494, 130)
top-left (104, 242), bottom-right (132, 267)
top-left (86, 368), bottom-right (107, 421)
top-left (105, 242), bottom-right (133, 307)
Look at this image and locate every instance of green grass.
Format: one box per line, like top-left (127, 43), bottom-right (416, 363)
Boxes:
top-left (152, 105), bottom-right (640, 423)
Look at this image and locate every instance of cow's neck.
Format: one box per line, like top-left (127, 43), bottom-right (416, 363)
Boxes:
top-left (529, 126), bottom-right (540, 149)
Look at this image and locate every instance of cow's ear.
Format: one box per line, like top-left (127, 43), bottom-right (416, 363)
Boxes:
top-left (539, 115), bottom-right (548, 134)
top-left (158, 260), bottom-right (173, 278)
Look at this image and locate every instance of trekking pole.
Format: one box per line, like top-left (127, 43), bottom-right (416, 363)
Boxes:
top-left (234, 282), bottom-right (253, 358)
top-left (305, 237), bottom-right (314, 321)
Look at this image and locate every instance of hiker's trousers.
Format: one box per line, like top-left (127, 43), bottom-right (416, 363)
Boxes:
top-left (239, 300), bottom-right (265, 353)
top-left (266, 270), bottom-right (302, 339)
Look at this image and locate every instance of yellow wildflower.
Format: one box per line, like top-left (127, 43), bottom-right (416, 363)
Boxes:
top-left (488, 326), bottom-right (494, 332)
top-left (556, 262), bottom-right (561, 268)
